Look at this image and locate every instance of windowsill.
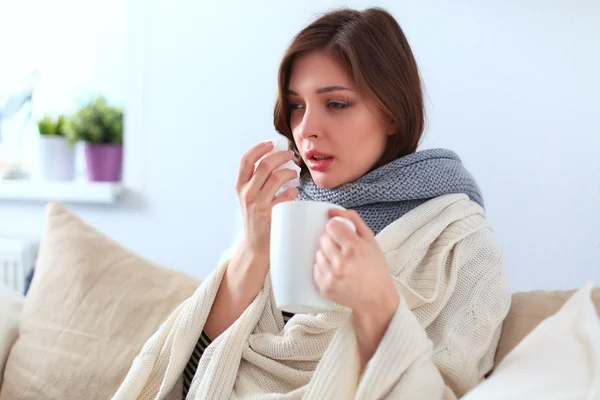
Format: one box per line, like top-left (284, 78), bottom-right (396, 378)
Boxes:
top-left (0, 180), bottom-right (123, 204)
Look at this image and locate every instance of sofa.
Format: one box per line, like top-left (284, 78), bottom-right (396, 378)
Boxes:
top-left (0, 201), bottom-right (598, 399)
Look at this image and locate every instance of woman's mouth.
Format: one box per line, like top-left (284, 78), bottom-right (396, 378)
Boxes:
top-left (305, 150), bottom-right (334, 172)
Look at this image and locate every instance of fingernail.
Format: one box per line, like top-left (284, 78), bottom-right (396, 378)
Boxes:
top-left (263, 141), bottom-right (274, 147)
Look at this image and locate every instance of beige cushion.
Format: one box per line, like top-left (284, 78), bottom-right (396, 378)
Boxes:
top-left (494, 287), bottom-right (600, 368)
top-left (466, 283), bottom-right (600, 399)
top-left (0, 202), bottom-right (200, 400)
top-left (0, 283), bottom-right (24, 388)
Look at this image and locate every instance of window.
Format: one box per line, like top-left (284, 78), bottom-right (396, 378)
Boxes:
top-left (0, 0), bottom-right (127, 179)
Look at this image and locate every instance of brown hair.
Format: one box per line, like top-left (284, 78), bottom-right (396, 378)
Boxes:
top-left (273, 7), bottom-right (425, 175)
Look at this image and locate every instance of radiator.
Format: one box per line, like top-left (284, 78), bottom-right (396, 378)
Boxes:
top-left (0, 237), bottom-right (37, 294)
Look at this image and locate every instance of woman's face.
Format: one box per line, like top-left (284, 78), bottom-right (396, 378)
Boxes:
top-left (288, 50), bottom-right (394, 189)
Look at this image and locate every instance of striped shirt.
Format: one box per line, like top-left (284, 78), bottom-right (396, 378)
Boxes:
top-left (182, 311), bottom-right (295, 398)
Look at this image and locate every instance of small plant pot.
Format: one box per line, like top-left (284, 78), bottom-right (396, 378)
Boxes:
top-left (38, 136), bottom-right (75, 181)
top-left (84, 144), bottom-right (123, 182)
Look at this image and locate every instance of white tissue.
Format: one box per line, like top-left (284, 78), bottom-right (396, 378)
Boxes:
top-left (255, 137), bottom-right (301, 197)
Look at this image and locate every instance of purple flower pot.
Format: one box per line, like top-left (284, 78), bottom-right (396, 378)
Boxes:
top-left (84, 144), bottom-right (123, 182)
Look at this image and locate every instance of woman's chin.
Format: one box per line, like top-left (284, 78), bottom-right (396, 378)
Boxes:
top-left (310, 172), bottom-right (347, 189)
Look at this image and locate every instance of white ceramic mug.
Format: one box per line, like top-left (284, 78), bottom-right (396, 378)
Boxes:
top-left (270, 200), bottom-right (355, 314)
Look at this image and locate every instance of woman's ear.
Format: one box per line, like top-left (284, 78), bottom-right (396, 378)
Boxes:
top-left (387, 119), bottom-right (397, 136)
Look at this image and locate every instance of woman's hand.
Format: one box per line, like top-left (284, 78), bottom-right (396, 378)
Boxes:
top-left (314, 208), bottom-right (400, 368)
top-left (236, 141), bottom-right (299, 258)
top-left (313, 209), bottom-right (399, 315)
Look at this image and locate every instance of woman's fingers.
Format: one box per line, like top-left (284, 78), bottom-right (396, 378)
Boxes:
top-left (262, 169), bottom-right (299, 201)
top-left (249, 150), bottom-right (296, 192)
top-left (236, 141), bottom-right (274, 191)
top-left (271, 186), bottom-right (300, 207)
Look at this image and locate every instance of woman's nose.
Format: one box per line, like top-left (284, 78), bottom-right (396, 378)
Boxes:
top-left (296, 107), bottom-right (324, 139)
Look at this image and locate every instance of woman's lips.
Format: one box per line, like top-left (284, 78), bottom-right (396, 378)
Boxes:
top-left (306, 157), bottom-right (334, 172)
top-left (304, 150), bottom-right (334, 172)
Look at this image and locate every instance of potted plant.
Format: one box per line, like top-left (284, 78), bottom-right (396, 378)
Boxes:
top-left (37, 114), bottom-right (75, 181)
top-left (67, 95), bottom-right (123, 182)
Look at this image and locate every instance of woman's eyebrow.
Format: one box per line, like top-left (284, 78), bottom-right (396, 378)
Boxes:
top-left (287, 86), bottom-right (354, 95)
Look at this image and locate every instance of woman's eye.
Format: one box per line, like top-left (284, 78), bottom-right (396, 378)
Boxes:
top-left (290, 103), bottom-right (304, 111)
top-left (328, 101), bottom-right (350, 110)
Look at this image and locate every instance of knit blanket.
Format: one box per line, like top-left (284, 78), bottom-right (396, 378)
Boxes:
top-left (111, 194), bottom-right (509, 400)
top-left (297, 148), bottom-right (484, 235)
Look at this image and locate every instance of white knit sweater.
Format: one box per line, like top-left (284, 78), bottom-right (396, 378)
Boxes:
top-left (112, 194), bottom-right (511, 400)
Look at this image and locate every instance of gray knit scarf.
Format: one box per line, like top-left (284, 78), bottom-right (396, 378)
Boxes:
top-left (296, 148), bottom-right (484, 235)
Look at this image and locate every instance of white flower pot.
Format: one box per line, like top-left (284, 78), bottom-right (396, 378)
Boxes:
top-left (38, 136), bottom-right (75, 181)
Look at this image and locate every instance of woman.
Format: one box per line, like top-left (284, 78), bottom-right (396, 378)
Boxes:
top-left (113, 7), bottom-right (511, 400)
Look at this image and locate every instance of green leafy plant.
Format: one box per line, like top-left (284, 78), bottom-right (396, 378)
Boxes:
top-left (37, 114), bottom-right (68, 137)
top-left (67, 95), bottom-right (123, 145)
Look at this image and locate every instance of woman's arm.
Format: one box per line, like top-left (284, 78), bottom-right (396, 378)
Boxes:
top-left (352, 283), bottom-right (400, 372)
top-left (203, 243), bottom-right (269, 339)
top-left (354, 228), bottom-right (511, 399)
top-left (204, 141), bottom-right (299, 339)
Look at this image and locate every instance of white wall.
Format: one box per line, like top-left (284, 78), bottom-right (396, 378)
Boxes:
top-left (0, 0), bottom-right (598, 293)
